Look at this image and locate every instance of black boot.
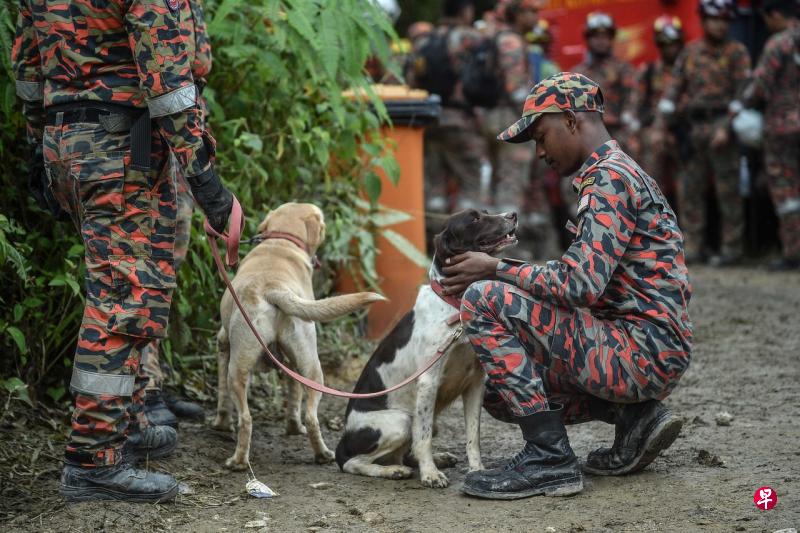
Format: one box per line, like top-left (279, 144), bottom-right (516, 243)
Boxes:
top-left (583, 399), bottom-right (682, 476)
top-left (60, 461), bottom-right (178, 503)
top-left (461, 406), bottom-right (583, 500)
top-left (124, 425), bottom-right (178, 464)
top-left (164, 391), bottom-right (205, 420)
top-left (145, 390), bottom-right (179, 428)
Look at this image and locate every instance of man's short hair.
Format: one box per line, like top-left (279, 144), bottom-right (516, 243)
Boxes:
top-left (443, 0), bottom-right (473, 18)
top-left (761, 0), bottom-right (797, 17)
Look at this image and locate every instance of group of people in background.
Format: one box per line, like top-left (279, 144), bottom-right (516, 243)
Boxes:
top-left (392, 0), bottom-right (800, 271)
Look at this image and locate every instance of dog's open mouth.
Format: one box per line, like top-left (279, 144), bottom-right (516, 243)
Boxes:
top-left (479, 228), bottom-right (518, 253)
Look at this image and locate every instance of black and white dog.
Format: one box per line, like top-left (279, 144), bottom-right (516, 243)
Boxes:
top-left (335, 209), bottom-right (518, 488)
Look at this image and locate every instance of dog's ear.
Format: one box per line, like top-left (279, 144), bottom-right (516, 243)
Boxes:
top-left (257, 209), bottom-right (273, 234)
top-left (433, 230), bottom-right (453, 268)
top-left (304, 210), bottom-right (325, 251)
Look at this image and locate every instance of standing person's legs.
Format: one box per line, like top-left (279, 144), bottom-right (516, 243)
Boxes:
top-left (710, 132), bottom-right (743, 262)
top-left (424, 125), bottom-right (450, 252)
top-left (46, 118), bottom-right (179, 501)
top-left (680, 123), bottom-right (711, 261)
top-left (763, 133), bottom-right (800, 268)
top-left (140, 172), bottom-right (204, 425)
top-left (442, 123), bottom-right (489, 213)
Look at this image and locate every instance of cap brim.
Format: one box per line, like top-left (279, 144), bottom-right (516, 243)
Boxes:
top-left (497, 113), bottom-right (541, 143)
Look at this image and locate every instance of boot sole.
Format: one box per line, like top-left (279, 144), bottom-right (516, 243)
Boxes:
top-left (61, 483), bottom-right (179, 503)
top-left (582, 413), bottom-right (682, 476)
top-left (461, 476), bottom-right (584, 500)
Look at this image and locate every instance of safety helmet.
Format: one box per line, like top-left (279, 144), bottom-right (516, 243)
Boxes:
top-left (653, 15), bottom-right (684, 44)
top-left (527, 19), bottom-right (553, 44)
top-left (584, 11), bottom-right (616, 37)
top-left (698, 0), bottom-right (736, 19)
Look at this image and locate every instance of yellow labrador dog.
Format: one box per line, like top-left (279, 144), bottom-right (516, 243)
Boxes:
top-left (212, 202), bottom-right (384, 469)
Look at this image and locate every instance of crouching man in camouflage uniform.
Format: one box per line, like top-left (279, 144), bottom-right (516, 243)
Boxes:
top-left (12, 0), bottom-right (233, 502)
top-left (441, 73), bottom-right (693, 500)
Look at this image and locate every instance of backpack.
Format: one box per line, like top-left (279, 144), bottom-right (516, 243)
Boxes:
top-left (461, 34), bottom-right (505, 108)
top-left (411, 29), bottom-right (458, 103)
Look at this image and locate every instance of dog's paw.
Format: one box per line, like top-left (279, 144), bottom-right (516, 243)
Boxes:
top-left (225, 456), bottom-right (249, 471)
top-left (314, 448), bottom-right (335, 464)
top-left (285, 419), bottom-right (307, 436)
top-left (387, 465), bottom-right (414, 480)
top-left (210, 416), bottom-right (230, 432)
top-left (420, 469), bottom-right (449, 488)
top-left (467, 462), bottom-right (485, 472)
top-left (433, 452), bottom-right (459, 469)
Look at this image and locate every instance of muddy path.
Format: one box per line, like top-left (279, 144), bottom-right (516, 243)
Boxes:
top-left (2, 266), bottom-right (799, 532)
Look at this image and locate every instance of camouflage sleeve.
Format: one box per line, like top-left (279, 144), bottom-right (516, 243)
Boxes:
top-left (189, 0), bottom-right (213, 85)
top-left (730, 42), bottom-right (751, 106)
top-left (496, 32), bottom-right (528, 104)
top-left (662, 48), bottom-right (688, 106)
top-left (11, 0), bottom-right (45, 145)
top-left (124, 0), bottom-right (212, 177)
top-left (743, 35), bottom-right (781, 107)
top-left (496, 166), bottom-right (637, 308)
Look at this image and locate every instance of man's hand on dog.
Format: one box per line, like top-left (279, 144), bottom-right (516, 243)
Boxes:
top-left (441, 252), bottom-right (500, 295)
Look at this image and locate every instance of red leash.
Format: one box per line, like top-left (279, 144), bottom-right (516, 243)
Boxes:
top-left (204, 199), bottom-right (463, 399)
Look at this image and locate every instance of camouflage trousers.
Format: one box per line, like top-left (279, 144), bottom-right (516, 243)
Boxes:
top-left (638, 125), bottom-right (680, 210)
top-left (485, 106), bottom-right (556, 260)
top-left (763, 133), bottom-right (800, 260)
top-left (424, 118), bottom-right (489, 245)
top-left (680, 120), bottom-right (743, 257)
top-left (45, 116), bottom-right (178, 466)
top-left (139, 172), bottom-right (193, 394)
top-left (461, 281), bottom-right (687, 424)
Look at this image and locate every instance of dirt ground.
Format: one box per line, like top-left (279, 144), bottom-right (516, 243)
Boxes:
top-left (1, 266), bottom-right (799, 532)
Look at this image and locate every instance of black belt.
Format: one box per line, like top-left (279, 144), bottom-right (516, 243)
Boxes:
top-left (46, 102), bottom-right (152, 172)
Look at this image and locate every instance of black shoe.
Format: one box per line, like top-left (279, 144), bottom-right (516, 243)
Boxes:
top-left (60, 461), bottom-right (178, 503)
top-left (461, 406), bottom-right (583, 500)
top-left (766, 257), bottom-right (800, 272)
top-left (164, 392), bottom-right (205, 420)
top-left (124, 425), bottom-right (178, 465)
top-left (145, 390), bottom-right (179, 428)
top-left (583, 400), bottom-right (682, 476)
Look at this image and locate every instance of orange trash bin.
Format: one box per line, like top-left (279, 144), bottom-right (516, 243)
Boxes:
top-left (338, 85), bottom-right (440, 340)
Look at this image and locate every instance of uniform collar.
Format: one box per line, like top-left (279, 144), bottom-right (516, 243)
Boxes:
top-left (572, 140), bottom-right (620, 192)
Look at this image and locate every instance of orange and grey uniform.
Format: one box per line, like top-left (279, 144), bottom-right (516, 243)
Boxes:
top-left (139, 0), bottom-right (212, 395)
top-left (744, 24), bottom-right (800, 261)
top-left (570, 55), bottom-right (638, 147)
top-left (12, 0), bottom-right (214, 466)
top-left (462, 141), bottom-right (693, 423)
top-left (662, 38), bottom-right (751, 257)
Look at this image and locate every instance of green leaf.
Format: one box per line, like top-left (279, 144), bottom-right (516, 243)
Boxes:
top-left (46, 386), bottom-right (66, 402)
top-left (5, 326), bottom-right (27, 354)
top-left (2, 377), bottom-right (25, 393)
top-left (371, 208), bottom-right (412, 227)
top-left (65, 277), bottom-right (81, 296)
top-left (380, 155), bottom-right (400, 186)
top-left (13, 303), bottom-right (23, 322)
top-left (381, 229), bottom-right (430, 268)
top-left (364, 172), bottom-right (382, 203)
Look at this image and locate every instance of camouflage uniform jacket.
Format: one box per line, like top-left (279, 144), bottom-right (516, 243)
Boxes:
top-left (664, 38), bottom-right (750, 114)
top-left (11, 0), bottom-right (212, 178)
top-left (495, 140), bottom-right (693, 356)
top-left (570, 55), bottom-right (637, 130)
top-left (744, 24), bottom-right (800, 136)
top-left (636, 58), bottom-right (678, 127)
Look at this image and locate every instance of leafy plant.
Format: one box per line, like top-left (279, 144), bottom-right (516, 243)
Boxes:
top-left (0, 0), bottom-right (403, 401)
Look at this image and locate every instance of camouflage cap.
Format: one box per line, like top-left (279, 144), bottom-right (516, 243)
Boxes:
top-left (497, 72), bottom-right (605, 144)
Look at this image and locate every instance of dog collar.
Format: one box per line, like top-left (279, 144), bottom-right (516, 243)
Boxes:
top-left (430, 279), bottom-right (462, 326)
top-left (261, 231), bottom-right (321, 269)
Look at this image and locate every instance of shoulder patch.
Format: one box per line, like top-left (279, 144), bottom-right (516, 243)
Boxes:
top-left (580, 176), bottom-right (595, 192)
top-left (166, 0), bottom-right (181, 13)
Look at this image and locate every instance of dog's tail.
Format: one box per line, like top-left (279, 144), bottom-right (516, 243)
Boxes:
top-left (265, 290), bottom-right (386, 322)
